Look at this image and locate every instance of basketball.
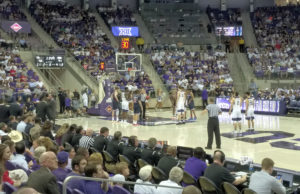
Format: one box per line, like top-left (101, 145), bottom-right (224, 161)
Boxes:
top-left (146, 96), bottom-right (150, 100)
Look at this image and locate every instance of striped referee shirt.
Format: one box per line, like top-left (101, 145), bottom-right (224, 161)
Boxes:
top-left (79, 136), bottom-right (94, 149)
top-left (206, 104), bottom-right (222, 117)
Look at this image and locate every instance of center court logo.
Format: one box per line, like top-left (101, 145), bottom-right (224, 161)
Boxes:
top-left (119, 27), bottom-right (132, 36)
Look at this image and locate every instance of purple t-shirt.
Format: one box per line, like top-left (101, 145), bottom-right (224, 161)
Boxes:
top-left (84, 180), bottom-right (105, 194)
top-left (184, 156), bottom-right (207, 180)
top-left (52, 167), bottom-right (72, 182)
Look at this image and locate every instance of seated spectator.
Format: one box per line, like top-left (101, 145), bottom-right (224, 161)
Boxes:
top-left (182, 185), bottom-right (202, 194)
top-left (122, 135), bottom-right (141, 165)
top-left (204, 150), bottom-right (246, 193)
top-left (84, 163), bottom-right (109, 193)
top-left (0, 123), bottom-right (8, 136)
top-left (55, 123), bottom-right (70, 146)
top-left (156, 167), bottom-right (183, 194)
top-left (184, 147), bottom-right (207, 181)
top-left (31, 146), bottom-right (46, 171)
top-left (66, 155), bottom-right (87, 192)
top-left (93, 127), bottom-right (109, 152)
top-left (0, 144), bottom-right (21, 187)
top-left (52, 151), bottom-right (71, 182)
top-left (134, 165), bottom-right (156, 194)
top-left (27, 151), bottom-right (59, 194)
top-left (10, 141), bottom-right (29, 170)
top-left (106, 131), bottom-right (123, 162)
top-left (40, 121), bottom-right (54, 140)
top-left (249, 158), bottom-right (286, 194)
top-left (76, 147), bottom-right (89, 159)
top-left (16, 115), bottom-right (27, 133)
top-left (61, 124), bottom-right (75, 146)
top-left (79, 128), bottom-right (94, 150)
top-left (71, 125), bottom-right (84, 147)
top-left (7, 116), bottom-right (18, 130)
top-left (87, 152), bottom-right (103, 166)
top-left (157, 146), bottom-right (180, 176)
top-left (141, 137), bottom-right (162, 166)
top-left (115, 162), bottom-right (130, 179)
top-left (29, 117), bottom-right (42, 141)
top-left (64, 145), bottom-right (76, 170)
top-left (109, 174), bottom-right (123, 187)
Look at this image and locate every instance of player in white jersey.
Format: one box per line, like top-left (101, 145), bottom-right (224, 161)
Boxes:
top-left (121, 88), bottom-right (130, 123)
top-left (176, 86), bottom-right (186, 124)
top-left (245, 92), bottom-right (255, 131)
top-left (229, 92), bottom-right (243, 134)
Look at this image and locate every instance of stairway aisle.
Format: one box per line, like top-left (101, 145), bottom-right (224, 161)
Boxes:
top-left (22, 8), bottom-right (99, 94)
top-left (142, 54), bottom-right (171, 107)
top-left (134, 13), bottom-right (155, 44)
top-left (241, 11), bottom-right (258, 48)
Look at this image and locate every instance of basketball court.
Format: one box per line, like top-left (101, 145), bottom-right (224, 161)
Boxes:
top-left (56, 110), bottom-right (300, 173)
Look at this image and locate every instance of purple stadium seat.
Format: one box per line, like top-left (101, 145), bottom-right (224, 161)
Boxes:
top-left (3, 182), bottom-right (17, 194)
top-left (112, 186), bottom-right (131, 194)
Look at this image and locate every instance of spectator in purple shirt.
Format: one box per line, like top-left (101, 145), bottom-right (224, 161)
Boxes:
top-left (66, 155), bottom-right (87, 193)
top-left (184, 147), bottom-right (207, 182)
top-left (202, 87), bottom-right (208, 109)
top-left (52, 151), bottom-right (71, 182)
top-left (84, 163), bottom-right (109, 194)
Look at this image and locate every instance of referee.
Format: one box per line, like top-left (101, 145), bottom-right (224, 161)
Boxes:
top-left (202, 98), bottom-right (222, 150)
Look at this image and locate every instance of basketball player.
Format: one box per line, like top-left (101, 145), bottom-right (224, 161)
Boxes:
top-left (170, 89), bottom-right (177, 117)
top-left (111, 87), bottom-right (120, 122)
top-left (121, 87), bottom-right (130, 123)
top-left (155, 89), bottom-right (163, 111)
top-left (245, 92), bottom-right (255, 131)
top-left (229, 92), bottom-right (243, 134)
top-left (132, 90), bottom-right (143, 126)
top-left (176, 86), bottom-right (186, 124)
top-left (187, 90), bottom-right (197, 120)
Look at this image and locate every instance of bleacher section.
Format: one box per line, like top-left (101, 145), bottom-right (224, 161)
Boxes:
top-left (248, 5), bottom-right (300, 79)
top-left (140, 4), bottom-right (209, 45)
top-left (150, 49), bottom-right (233, 95)
top-left (29, 0), bottom-right (115, 79)
top-left (0, 48), bottom-right (46, 104)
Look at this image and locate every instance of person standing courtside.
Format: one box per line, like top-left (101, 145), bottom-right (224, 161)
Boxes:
top-left (229, 92), bottom-right (243, 135)
top-left (202, 98), bottom-right (222, 149)
top-left (140, 89), bottom-right (147, 121)
top-left (245, 92), bottom-right (255, 131)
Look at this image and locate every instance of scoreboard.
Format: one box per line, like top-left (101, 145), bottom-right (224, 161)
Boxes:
top-left (35, 55), bottom-right (64, 68)
top-left (121, 38), bottom-right (130, 50)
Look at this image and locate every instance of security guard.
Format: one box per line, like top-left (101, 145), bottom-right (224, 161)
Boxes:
top-left (202, 98), bottom-right (222, 150)
top-left (106, 131), bottom-right (124, 162)
top-left (141, 137), bottom-right (162, 165)
top-left (122, 136), bottom-right (142, 165)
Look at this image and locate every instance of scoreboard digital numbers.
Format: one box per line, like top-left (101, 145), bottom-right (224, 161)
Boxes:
top-left (121, 38), bottom-right (130, 50)
top-left (35, 55), bottom-right (64, 68)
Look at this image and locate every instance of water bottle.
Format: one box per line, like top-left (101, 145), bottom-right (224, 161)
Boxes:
top-left (249, 162), bottom-right (254, 174)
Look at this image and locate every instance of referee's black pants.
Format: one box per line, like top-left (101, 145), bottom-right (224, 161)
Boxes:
top-left (207, 117), bottom-right (221, 148)
top-left (140, 101), bottom-right (146, 120)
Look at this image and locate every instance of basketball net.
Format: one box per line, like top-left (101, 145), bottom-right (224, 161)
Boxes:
top-left (128, 68), bottom-right (136, 78)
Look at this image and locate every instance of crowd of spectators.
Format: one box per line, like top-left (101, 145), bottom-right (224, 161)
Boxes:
top-left (98, 5), bottom-right (136, 27)
top-left (111, 72), bottom-right (155, 97)
top-left (0, 117), bottom-right (284, 194)
top-left (29, 0), bottom-right (116, 80)
top-left (150, 49), bottom-right (234, 96)
top-left (206, 6), bottom-right (242, 27)
top-left (0, 48), bottom-right (50, 112)
top-left (0, 0), bottom-right (26, 21)
top-left (248, 5), bottom-right (300, 79)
